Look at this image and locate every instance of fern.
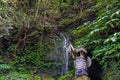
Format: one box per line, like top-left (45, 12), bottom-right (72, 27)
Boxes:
top-left (104, 32), bottom-right (120, 44)
top-left (0, 64), bottom-right (12, 70)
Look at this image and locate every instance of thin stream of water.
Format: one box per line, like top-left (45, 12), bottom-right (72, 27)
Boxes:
top-left (61, 34), bottom-right (69, 75)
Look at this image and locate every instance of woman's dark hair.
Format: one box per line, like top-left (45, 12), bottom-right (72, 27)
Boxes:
top-left (76, 51), bottom-right (88, 60)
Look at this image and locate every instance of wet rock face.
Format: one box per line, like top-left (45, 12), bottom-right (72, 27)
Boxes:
top-left (88, 60), bottom-right (103, 80)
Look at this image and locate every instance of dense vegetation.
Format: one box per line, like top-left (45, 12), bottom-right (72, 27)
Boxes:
top-left (0, 0), bottom-right (120, 80)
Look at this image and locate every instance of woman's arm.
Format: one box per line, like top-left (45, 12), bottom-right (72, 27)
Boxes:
top-left (86, 57), bottom-right (92, 68)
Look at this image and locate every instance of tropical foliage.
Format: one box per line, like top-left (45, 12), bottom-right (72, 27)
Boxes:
top-left (72, 0), bottom-right (120, 79)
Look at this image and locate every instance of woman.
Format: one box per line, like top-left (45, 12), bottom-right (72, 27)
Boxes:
top-left (68, 44), bottom-right (92, 80)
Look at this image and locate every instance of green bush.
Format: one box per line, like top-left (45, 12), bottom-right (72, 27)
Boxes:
top-left (58, 70), bottom-right (74, 80)
top-left (103, 61), bottom-right (120, 80)
top-left (0, 72), bottom-right (40, 80)
top-left (45, 78), bottom-right (55, 80)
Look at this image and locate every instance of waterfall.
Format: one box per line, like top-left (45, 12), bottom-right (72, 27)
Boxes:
top-left (53, 33), bottom-right (69, 76)
top-left (61, 34), bottom-right (69, 75)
